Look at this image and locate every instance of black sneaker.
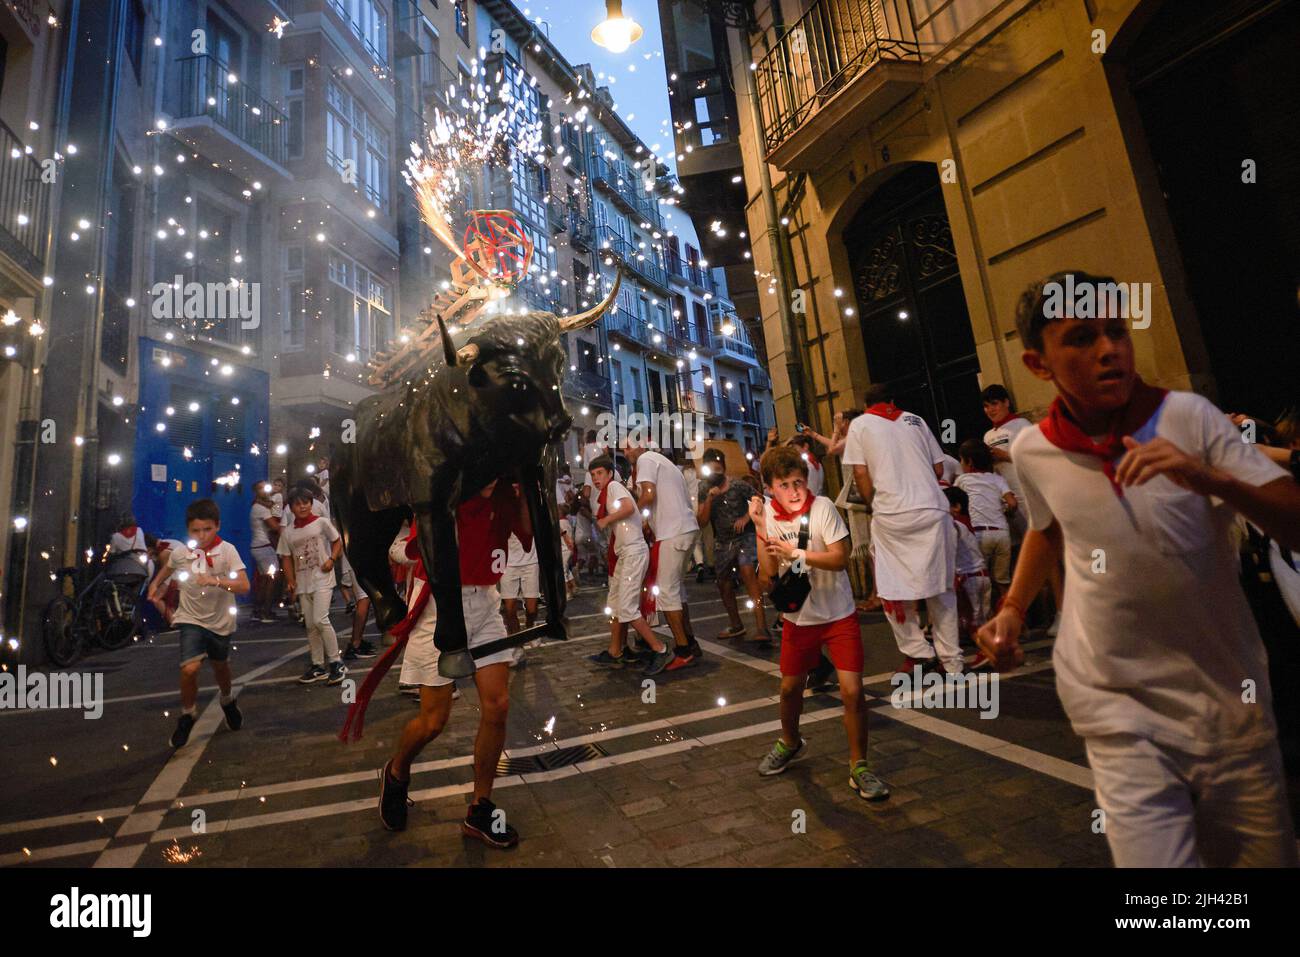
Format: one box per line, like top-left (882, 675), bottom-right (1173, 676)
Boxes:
top-left (298, 664), bottom-right (328, 684)
top-left (353, 640), bottom-right (379, 659)
top-left (379, 760), bottom-right (410, 831)
top-left (462, 797), bottom-right (519, 848)
top-left (170, 712), bottom-right (196, 748)
top-left (221, 698), bottom-right (243, 731)
top-left (342, 646), bottom-right (359, 662)
top-left (686, 639), bottom-right (704, 660)
top-left (327, 661), bottom-right (347, 685)
top-left (806, 657), bottom-right (837, 693)
top-left (589, 649), bottom-right (631, 668)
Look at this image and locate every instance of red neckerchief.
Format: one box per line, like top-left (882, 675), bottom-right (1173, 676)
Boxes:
top-left (865, 402), bottom-right (904, 421)
top-left (119, 525), bottom-right (138, 538)
top-left (988, 411), bottom-right (1027, 429)
top-left (198, 535), bottom-right (224, 567)
top-left (953, 513), bottom-right (974, 533)
top-left (292, 513), bottom-right (319, 529)
top-left (770, 494), bottom-right (814, 523)
top-left (1038, 379), bottom-right (1168, 498)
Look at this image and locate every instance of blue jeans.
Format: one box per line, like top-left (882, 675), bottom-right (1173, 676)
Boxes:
top-left (179, 623), bottom-right (231, 665)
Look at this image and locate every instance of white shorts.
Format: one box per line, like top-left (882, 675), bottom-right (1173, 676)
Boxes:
top-left (500, 563), bottom-right (540, 600)
top-left (606, 545), bottom-right (649, 623)
top-left (561, 546), bottom-right (574, 583)
top-left (653, 530), bottom-right (697, 613)
top-left (399, 584), bottom-right (513, 687)
top-left (1084, 733), bottom-right (1298, 867)
top-left (251, 544), bottom-right (277, 575)
top-left (338, 551), bottom-right (356, 589)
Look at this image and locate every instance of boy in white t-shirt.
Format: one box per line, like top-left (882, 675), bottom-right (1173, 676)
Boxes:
top-left (558, 515), bottom-right (577, 598)
top-left (943, 486), bottom-right (991, 646)
top-left (146, 499), bottom-right (249, 749)
top-left (500, 531), bottom-right (540, 634)
top-left (278, 488), bottom-right (347, 686)
top-left (586, 456), bottom-right (675, 676)
top-left (954, 439), bottom-right (1018, 599)
top-left (977, 270), bottom-right (1300, 867)
top-left (750, 446), bottom-right (890, 800)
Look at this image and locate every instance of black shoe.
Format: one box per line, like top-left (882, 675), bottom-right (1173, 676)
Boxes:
top-left (806, 660), bottom-right (837, 693)
top-left (342, 645), bottom-right (359, 662)
top-left (462, 798), bottom-right (518, 848)
top-left (170, 712), bottom-right (196, 748)
top-left (379, 761), bottom-right (410, 831)
top-left (353, 640), bottom-right (379, 659)
top-left (327, 661), bottom-right (347, 685)
top-left (687, 639), bottom-right (703, 660)
top-left (221, 698), bottom-right (243, 731)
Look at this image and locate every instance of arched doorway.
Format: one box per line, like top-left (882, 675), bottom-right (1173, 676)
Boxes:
top-left (1117, 0), bottom-right (1300, 421)
top-left (844, 163), bottom-right (982, 442)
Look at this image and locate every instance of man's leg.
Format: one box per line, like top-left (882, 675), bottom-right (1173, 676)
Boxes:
top-left (884, 600), bottom-right (934, 664)
top-left (299, 591), bottom-right (325, 666)
top-left (717, 573), bottom-right (742, 631)
top-left (392, 684), bottom-right (456, 780)
top-left (927, 591), bottom-right (964, 674)
top-left (738, 564), bottom-right (768, 636)
top-left (502, 597), bottom-right (520, 634)
top-left (1084, 734), bottom-right (1200, 867)
top-left (350, 595), bottom-right (371, 649)
top-left (778, 674), bottom-right (805, 747)
top-left (524, 597), bottom-right (538, 628)
top-left (1193, 740), bottom-right (1299, 867)
top-left (179, 660), bottom-right (202, 711)
top-left (209, 659), bottom-right (233, 699)
top-left (469, 663), bottom-right (511, 803)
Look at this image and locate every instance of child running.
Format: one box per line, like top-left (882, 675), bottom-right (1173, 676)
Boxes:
top-left (278, 487), bottom-right (347, 686)
top-left (977, 269), bottom-right (1300, 867)
top-left (149, 499), bottom-right (249, 748)
top-left (586, 455), bottom-right (675, 675)
top-left (751, 446), bottom-right (890, 801)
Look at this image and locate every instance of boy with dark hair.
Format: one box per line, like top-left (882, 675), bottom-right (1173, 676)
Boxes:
top-left (750, 446), bottom-right (889, 800)
top-left (954, 438), bottom-right (1017, 604)
top-left (697, 451), bottom-right (769, 643)
top-left (587, 455), bottom-right (676, 675)
top-left (943, 485), bottom-right (991, 649)
top-left (148, 499), bottom-right (249, 748)
top-left (786, 433), bottom-right (824, 497)
top-left (278, 487), bottom-right (347, 685)
top-left (978, 270), bottom-right (1300, 866)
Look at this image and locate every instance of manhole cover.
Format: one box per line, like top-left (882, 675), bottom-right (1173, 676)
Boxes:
top-left (496, 743), bottom-right (607, 776)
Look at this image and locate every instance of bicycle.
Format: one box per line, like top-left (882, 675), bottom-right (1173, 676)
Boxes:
top-left (42, 551), bottom-right (150, 667)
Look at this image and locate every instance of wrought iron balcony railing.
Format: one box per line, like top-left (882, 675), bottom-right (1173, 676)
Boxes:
top-left (0, 117), bottom-right (49, 275)
top-left (754, 0), bottom-right (921, 155)
top-left (173, 54), bottom-right (288, 166)
top-left (596, 224), bottom-right (669, 292)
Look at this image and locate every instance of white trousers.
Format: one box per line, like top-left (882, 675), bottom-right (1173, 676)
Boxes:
top-left (299, 587), bottom-right (340, 666)
top-left (884, 591), bottom-right (962, 673)
top-left (1085, 734), bottom-right (1298, 868)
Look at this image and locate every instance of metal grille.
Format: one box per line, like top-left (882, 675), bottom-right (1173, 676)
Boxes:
top-left (495, 743), bottom-right (606, 776)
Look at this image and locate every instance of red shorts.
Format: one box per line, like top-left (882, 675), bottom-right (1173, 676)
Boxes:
top-left (779, 613), bottom-right (863, 677)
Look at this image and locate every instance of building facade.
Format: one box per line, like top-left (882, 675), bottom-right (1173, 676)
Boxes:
top-left (661, 0), bottom-right (1299, 450)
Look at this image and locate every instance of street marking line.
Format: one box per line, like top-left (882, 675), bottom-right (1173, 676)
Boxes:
top-left (92, 647), bottom-right (305, 869)
top-left (0, 838), bottom-right (109, 867)
top-left (0, 805), bottom-right (135, 836)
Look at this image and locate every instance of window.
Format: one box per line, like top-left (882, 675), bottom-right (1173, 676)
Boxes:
top-left (455, 1), bottom-right (469, 44)
top-left (329, 0), bottom-right (389, 65)
top-left (125, 0), bottom-right (145, 80)
top-left (328, 249), bottom-right (391, 359)
top-left (284, 245), bottom-right (305, 350)
top-left (420, 24), bottom-right (441, 88)
top-left (286, 68), bottom-right (305, 159)
top-left (325, 81), bottom-right (390, 211)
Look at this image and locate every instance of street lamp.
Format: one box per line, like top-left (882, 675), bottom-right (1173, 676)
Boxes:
top-left (591, 0), bottom-right (644, 54)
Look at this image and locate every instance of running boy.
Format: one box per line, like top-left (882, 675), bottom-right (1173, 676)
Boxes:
top-left (954, 438), bottom-right (1017, 604)
top-left (977, 270), bottom-right (1300, 867)
top-left (587, 455), bottom-right (675, 675)
top-left (148, 499), bottom-right (249, 748)
top-left (750, 446), bottom-right (889, 799)
top-left (278, 487), bottom-right (347, 686)
top-left (376, 480), bottom-right (532, 846)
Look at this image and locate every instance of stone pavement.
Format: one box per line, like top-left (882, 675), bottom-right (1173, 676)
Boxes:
top-left (0, 578), bottom-right (1116, 867)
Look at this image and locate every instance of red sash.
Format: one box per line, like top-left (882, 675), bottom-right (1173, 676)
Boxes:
top-left (596, 483), bottom-right (617, 575)
top-left (1037, 379), bottom-right (1168, 498)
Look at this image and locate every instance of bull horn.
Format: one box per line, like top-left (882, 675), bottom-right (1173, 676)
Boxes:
top-left (559, 269), bottom-right (622, 332)
top-left (435, 312), bottom-right (459, 367)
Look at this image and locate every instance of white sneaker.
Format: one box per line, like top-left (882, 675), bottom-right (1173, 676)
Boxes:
top-left (1047, 612), bottom-right (1061, 637)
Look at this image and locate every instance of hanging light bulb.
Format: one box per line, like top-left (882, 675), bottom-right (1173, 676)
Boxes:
top-left (591, 0), bottom-right (643, 54)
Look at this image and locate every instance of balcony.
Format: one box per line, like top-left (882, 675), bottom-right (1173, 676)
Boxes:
top-left (596, 224), bottom-right (670, 293)
top-left (755, 0), bottom-right (923, 171)
top-left (569, 212), bottom-right (594, 250)
top-left (590, 154), bottom-right (662, 230)
top-left (518, 280), bottom-right (565, 316)
top-left (668, 257), bottom-right (717, 296)
top-left (563, 365), bottom-right (613, 406)
top-left (604, 305), bottom-right (653, 347)
top-left (283, 0), bottom-right (388, 66)
top-left (0, 117), bottom-right (50, 277)
top-left (169, 55), bottom-right (290, 181)
top-left (750, 367), bottom-right (772, 391)
top-left (151, 265), bottom-right (260, 353)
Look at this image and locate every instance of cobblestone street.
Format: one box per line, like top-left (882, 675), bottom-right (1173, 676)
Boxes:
top-left (1, 580), bottom-right (1114, 868)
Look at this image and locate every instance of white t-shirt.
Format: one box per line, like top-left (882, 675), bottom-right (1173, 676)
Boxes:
top-left (632, 450), bottom-right (699, 541)
top-left (763, 496), bottom-right (855, 627)
top-left (985, 416), bottom-right (1033, 498)
top-left (169, 540), bottom-right (245, 636)
top-left (310, 496), bottom-right (331, 521)
top-left (939, 454), bottom-right (962, 486)
top-left (270, 492), bottom-right (284, 519)
top-left (276, 516), bottom-right (342, 594)
top-left (556, 478), bottom-right (574, 510)
top-left (507, 531), bottom-right (538, 567)
top-left (110, 528), bottom-right (146, 553)
top-left (558, 517), bottom-right (573, 561)
top-left (1013, 390), bottom-right (1287, 755)
top-left (682, 466), bottom-right (700, 509)
top-left (593, 480), bottom-right (646, 555)
top-left (953, 520), bottom-right (985, 575)
top-left (801, 455), bottom-right (825, 497)
top-left (250, 503), bottom-right (275, 549)
top-left (954, 471), bottom-right (1013, 530)
top-left (842, 411), bottom-right (947, 515)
